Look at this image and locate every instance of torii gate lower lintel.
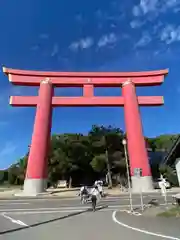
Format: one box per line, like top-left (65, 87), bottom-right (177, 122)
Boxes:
top-left (3, 67), bottom-right (168, 195)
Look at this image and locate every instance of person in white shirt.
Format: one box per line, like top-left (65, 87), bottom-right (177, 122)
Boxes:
top-left (90, 185), bottom-right (101, 211)
top-left (80, 186), bottom-right (89, 194)
top-left (159, 175), bottom-right (167, 196)
top-left (94, 180), bottom-right (104, 197)
top-left (79, 186), bottom-right (89, 203)
top-left (94, 180), bottom-right (98, 186)
top-left (94, 180), bottom-right (103, 186)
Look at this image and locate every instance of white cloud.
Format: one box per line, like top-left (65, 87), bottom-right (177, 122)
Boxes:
top-left (161, 0), bottom-right (180, 12)
top-left (132, 0), bottom-right (180, 16)
top-left (132, 6), bottom-right (142, 16)
top-left (69, 37), bottom-right (94, 51)
top-left (160, 25), bottom-right (180, 44)
top-left (80, 38), bottom-right (94, 49)
top-left (69, 42), bottom-right (79, 51)
top-left (141, 0), bottom-right (158, 14)
top-left (135, 32), bottom-right (152, 47)
top-left (130, 20), bottom-right (145, 28)
top-left (132, 0), bottom-right (158, 16)
top-left (97, 33), bottom-right (117, 48)
top-left (166, 0), bottom-right (179, 8)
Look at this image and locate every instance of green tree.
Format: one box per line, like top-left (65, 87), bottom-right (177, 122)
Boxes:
top-left (48, 133), bottom-right (93, 187)
top-left (90, 154), bottom-right (107, 174)
top-left (159, 164), bottom-right (178, 186)
top-left (7, 125), bottom-right (180, 189)
top-left (147, 138), bottom-right (157, 152)
top-left (0, 170), bottom-right (4, 184)
top-left (89, 125), bottom-right (125, 187)
top-left (148, 135), bottom-right (178, 152)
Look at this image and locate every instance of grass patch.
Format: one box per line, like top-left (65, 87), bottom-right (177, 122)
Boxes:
top-left (157, 207), bottom-right (180, 218)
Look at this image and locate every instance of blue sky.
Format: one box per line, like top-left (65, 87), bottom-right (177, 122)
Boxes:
top-left (0, 0), bottom-right (180, 168)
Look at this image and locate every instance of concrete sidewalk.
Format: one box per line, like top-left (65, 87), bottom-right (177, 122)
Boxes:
top-left (50, 187), bottom-right (180, 197)
top-left (0, 187), bottom-right (179, 199)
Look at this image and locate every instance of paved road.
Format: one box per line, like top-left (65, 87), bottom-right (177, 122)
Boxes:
top-left (114, 210), bottom-right (180, 239)
top-left (0, 192), bottom-right (179, 240)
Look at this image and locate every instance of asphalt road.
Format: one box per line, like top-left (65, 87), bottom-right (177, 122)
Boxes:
top-left (0, 192), bottom-right (179, 240)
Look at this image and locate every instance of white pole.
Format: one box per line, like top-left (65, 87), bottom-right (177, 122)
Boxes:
top-left (163, 184), bottom-right (168, 208)
top-left (160, 176), bottom-right (168, 208)
top-left (164, 189), bottom-right (168, 207)
top-left (122, 139), bottom-right (133, 212)
top-left (140, 184), bottom-right (144, 211)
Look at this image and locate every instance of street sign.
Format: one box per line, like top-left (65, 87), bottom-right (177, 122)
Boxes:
top-left (134, 168), bottom-right (142, 178)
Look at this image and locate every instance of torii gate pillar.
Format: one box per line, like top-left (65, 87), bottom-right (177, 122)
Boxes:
top-left (23, 79), bottom-right (53, 195)
top-left (122, 80), bottom-right (152, 192)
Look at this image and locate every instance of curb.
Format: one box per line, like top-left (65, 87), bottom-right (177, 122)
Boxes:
top-left (0, 195), bottom-right (78, 200)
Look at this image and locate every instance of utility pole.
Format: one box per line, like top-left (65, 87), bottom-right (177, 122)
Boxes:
top-left (105, 148), bottom-right (112, 188)
top-left (104, 136), bottom-right (112, 188)
top-left (122, 139), bottom-right (133, 212)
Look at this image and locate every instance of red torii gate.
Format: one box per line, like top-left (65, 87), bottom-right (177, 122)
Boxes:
top-left (3, 67), bottom-right (168, 195)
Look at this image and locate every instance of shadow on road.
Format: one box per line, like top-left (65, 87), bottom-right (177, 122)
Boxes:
top-left (0, 205), bottom-right (108, 235)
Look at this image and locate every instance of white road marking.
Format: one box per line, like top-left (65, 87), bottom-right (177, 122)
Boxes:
top-left (112, 211), bottom-right (180, 240)
top-left (0, 198), bottom-right (80, 202)
top-left (0, 193), bottom-right (175, 203)
top-left (148, 195), bottom-right (173, 198)
top-left (0, 198), bottom-right (128, 205)
top-left (0, 203), bottom-right (30, 205)
top-left (119, 210), bottom-right (142, 216)
top-left (0, 204), bottom-right (151, 212)
top-left (101, 197), bottom-right (147, 202)
top-left (6, 210), bottom-right (85, 215)
top-left (2, 207), bottom-right (121, 215)
top-left (2, 213), bottom-right (29, 227)
top-left (3, 208), bottom-right (130, 215)
top-left (0, 195), bottom-right (174, 204)
top-left (0, 197), bottom-right (124, 202)
top-left (0, 202), bottom-right (172, 213)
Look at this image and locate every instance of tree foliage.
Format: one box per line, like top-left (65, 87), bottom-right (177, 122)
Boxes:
top-left (147, 134), bottom-right (178, 152)
top-left (159, 164), bottom-right (179, 186)
top-left (0, 125), bottom-right (179, 187)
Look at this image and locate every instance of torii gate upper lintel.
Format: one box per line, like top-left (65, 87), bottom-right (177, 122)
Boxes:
top-left (3, 67), bottom-right (168, 195)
